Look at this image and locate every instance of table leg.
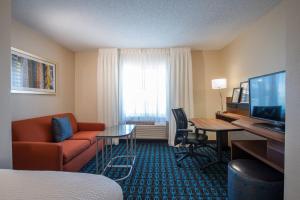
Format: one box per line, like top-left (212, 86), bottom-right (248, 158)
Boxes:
top-left (126, 135), bottom-right (129, 166)
top-left (102, 138), bottom-right (105, 173)
top-left (221, 131), bottom-right (229, 150)
top-left (105, 139), bottom-right (108, 161)
top-left (97, 126), bottom-right (136, 181)
top-left (110, 138), bottom-right (113, 167)
top-left (96, 138), bottom-right (98, 174)
top-left (216, 131), bottom-right (223, 162)
top-left (134, 128), bottom-right (137, 155)
top-left (201, 131), bottom-right (227, 170)
top-left (130, 131), bottom-right (134, 163)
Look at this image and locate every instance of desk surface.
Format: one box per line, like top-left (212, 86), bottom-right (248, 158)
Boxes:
top-left (216, 112), bottom-right (248, 121)
top-left (190, 118), bottom-right (243, 132)
top-left (217, 112), bottom-right (285, 142)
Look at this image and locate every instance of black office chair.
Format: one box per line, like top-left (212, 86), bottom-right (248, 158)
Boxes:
top-left (172, 108), bottom-right (211, 167)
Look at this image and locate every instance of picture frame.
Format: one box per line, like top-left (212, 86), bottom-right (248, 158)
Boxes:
top-left (240, 81), bottom-right (249, 104)
top-left (11, 47), bottom-right (56, 95)
top-left (231, 88), bottom-right (241, 103)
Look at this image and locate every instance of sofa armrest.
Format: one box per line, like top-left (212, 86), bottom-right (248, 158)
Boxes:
top-left (13, 141), bottom-right (63, 171)
top-left (78, 122), bottom-right (105, 131)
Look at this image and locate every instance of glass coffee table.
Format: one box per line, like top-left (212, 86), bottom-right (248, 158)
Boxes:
top-left (96, 124), bottom-right (136, 182)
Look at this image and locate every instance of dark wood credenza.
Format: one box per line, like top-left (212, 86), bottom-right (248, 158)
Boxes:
top-left (216, 111), bottom-right (285, 173)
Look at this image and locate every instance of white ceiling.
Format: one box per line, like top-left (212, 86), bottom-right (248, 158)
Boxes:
top-left (12, 0), bottom-right (281, 52)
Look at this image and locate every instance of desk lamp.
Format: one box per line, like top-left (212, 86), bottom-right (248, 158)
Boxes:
top-left (212, 78), bottom-right (227, 112)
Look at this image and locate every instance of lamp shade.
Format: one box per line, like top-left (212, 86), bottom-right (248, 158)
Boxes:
top-left (212, 78), bottom-right (227, 89)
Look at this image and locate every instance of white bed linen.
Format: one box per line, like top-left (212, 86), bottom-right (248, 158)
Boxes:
top-left (0, 169), bottom-right (123, 200)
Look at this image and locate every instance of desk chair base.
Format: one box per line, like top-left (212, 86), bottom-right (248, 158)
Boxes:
top-left (175, 145), bottom-right (211, 167)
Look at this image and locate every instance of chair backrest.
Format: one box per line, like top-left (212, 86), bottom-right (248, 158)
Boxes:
top-left (172, 108), bottom-right (189, 145)
top-left (172, 108), bottom-right (188, 130)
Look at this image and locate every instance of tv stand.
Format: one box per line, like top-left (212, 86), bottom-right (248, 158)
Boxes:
top-left (254, 122), bottom-right (285, 134)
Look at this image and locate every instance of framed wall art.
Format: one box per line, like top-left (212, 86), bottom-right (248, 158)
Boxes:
top-left (231, 88), bottom-right (241, 103)
top-left (240, 81), bottom-right (249, 104)
top-left (11, 48), bottom-right (56, 95)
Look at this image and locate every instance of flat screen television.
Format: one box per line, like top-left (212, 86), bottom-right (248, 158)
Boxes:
top-left (249, 71), bottom-right (286, 133)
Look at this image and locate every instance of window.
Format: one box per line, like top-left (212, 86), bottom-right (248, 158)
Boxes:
top-left (119, 49), bottom-right (169, 123)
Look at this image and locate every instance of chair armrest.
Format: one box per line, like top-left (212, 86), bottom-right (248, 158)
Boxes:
top-left (78, 122), bottom-right (105, 131)
top-left (188, 120), bottom-right (195, 126)
top-left (13, 141), bottom-right (63, 171)
top-left (178, 129), bottom-right (193, 132)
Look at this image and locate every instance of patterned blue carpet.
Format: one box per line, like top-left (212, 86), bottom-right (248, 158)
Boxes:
top-left (80, 141), bottom-right (229, 200)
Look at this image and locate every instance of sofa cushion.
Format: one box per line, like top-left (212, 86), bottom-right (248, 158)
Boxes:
top-left (52, 117), bottom-right (73, 142)
top-left (60, 140), bottom-right (90, 163)
top-left (12, 113), bottom-right (78, 142)
top-left (70, 131), bottom-right (98, 144)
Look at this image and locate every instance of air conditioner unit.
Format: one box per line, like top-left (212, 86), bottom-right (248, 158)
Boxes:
top-left (126, 121), bottom-right (168, 140)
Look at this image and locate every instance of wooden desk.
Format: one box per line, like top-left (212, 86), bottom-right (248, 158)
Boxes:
top-left (190, 118), bottom-right (243, 169)
top-left (216, 112), bottom-right (285, 173)
top-left (215, 112), bottom-right (249, 148)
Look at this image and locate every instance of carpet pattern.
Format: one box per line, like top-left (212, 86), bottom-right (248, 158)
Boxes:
top-left (80, 141), bottom-right (229, 200)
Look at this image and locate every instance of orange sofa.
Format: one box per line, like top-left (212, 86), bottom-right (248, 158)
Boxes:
top-left (12, 113), bottom-right (105, 172)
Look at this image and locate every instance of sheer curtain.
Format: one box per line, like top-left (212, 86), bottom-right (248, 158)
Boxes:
top-left (119, 49), bottom-right (170, 123)
top-left (97, 48), bottom-right (119, 127)
top-left (96, 47), bottom-right (193, 146)
top-left (169, 48), bottom-right (194, 146)
top-left (97, 48), bottom-right (119, 144)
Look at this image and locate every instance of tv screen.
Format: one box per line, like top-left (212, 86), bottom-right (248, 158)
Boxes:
top-left (249, 71), bottom-right (286, 124)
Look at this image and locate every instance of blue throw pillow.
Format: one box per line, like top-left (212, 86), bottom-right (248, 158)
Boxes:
top-left (52, 117), bottom-right (73, 142)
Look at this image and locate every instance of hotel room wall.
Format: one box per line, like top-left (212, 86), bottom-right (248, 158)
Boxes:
top-left (75, 51), bottom-right (98, 122)
top-left (285, 0), bottom-right (300, 198)
top-left (10, 20), bottom-right (75, 120)
top-left (201, 51), bottom-right (226, 119)
top-left (221, 2), bottom-right (286, 90)
top-left (192, 50), bottom-right (226, 140)
top-left (220, 1), bottom-right (286, 142)
top-left (191, 51), bottom-right (206, 119)
top-left (0, 0), bottom-right (12, 168)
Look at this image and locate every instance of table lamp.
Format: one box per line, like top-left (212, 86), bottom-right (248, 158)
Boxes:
top-left (212, 78), bottom-right (227, 112)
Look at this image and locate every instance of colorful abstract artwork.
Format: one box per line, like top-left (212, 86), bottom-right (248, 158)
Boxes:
top-left (11, 48), bottom-right (56, 94)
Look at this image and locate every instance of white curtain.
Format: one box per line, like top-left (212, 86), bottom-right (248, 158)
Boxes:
top-left (168, 48), bottom-right (194, 146)
top-left (97, 48), bottom-right (119, 144)
top-left (119, 49), bottom-right (170, 123)
top-left (96, 47), bottom-right (193, 146)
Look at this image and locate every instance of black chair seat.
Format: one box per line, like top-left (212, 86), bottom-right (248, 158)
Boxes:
top-left (176, 133), bottom-right (208, 145)
top-left (187, 133), bottom-right (208, 144)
